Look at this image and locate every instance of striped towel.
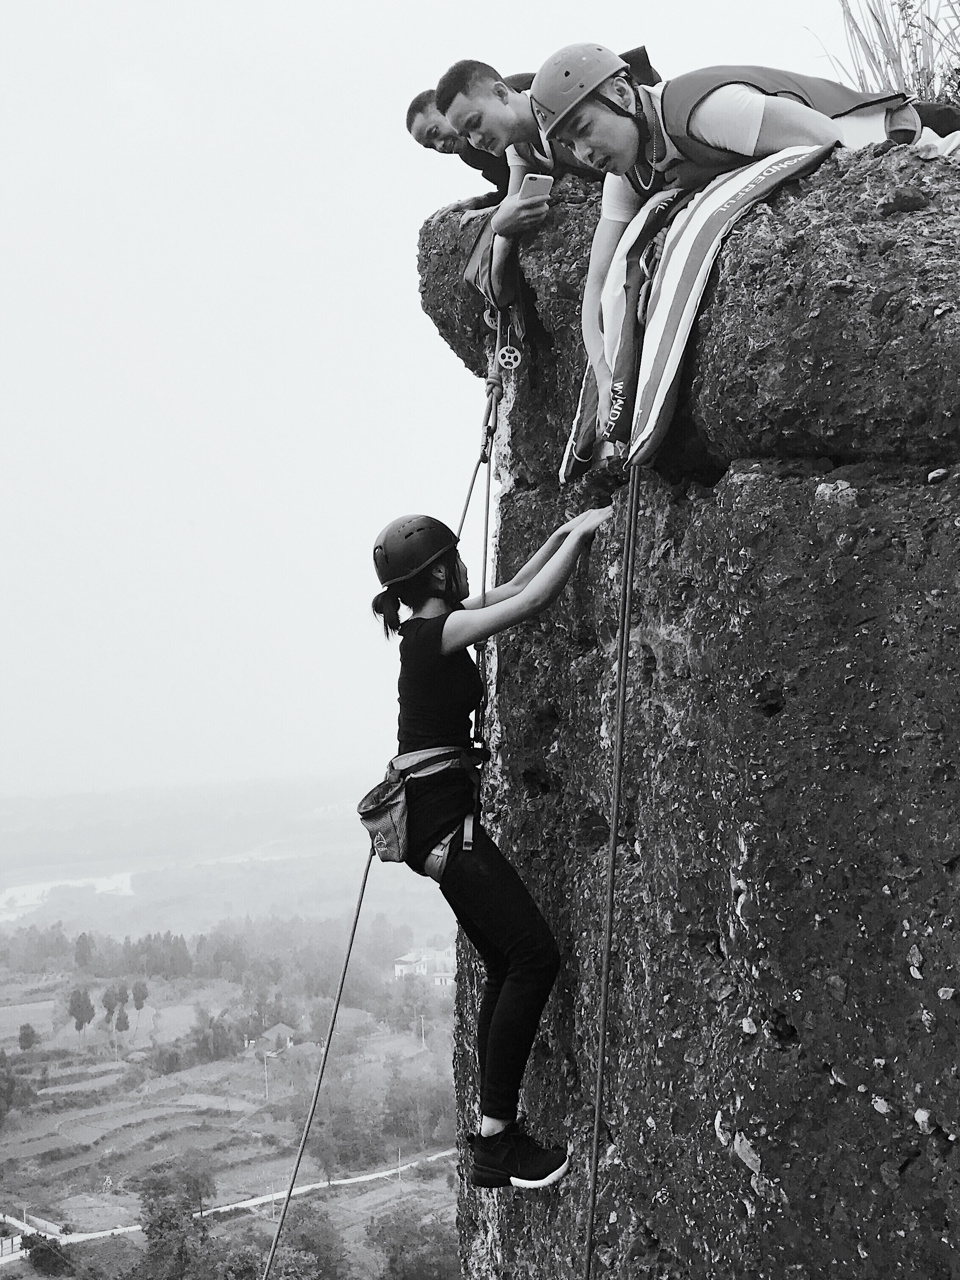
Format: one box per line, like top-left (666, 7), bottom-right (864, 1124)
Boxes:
top-left (560, 144), bottom-right (835, 482)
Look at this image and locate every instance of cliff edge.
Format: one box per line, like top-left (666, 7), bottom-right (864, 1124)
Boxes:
top-left (419, 146), bottom-right (960, 1280)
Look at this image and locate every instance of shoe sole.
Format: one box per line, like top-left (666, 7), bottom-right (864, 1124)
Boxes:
top-left (471, 1155), bottom-right (570, 1190)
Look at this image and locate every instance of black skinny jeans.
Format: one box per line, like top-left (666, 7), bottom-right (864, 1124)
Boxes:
top-left (437, 823), bottom-right (561, 1122)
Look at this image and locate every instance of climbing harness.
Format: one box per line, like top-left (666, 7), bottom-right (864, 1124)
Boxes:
top-left (261, 848), bottom-right (374, 1280)
top-left (263, 308), bottom-right (513, 1280)
top-left (359, 747), bottom-right (483, 865)
top-left (582, 463), bottom-right (643, 1280)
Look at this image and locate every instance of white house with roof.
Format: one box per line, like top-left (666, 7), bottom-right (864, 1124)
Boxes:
top-left (243, 1021), bottom-right (298, 1056)
top-left (393, 945), bottom-right (456, 986)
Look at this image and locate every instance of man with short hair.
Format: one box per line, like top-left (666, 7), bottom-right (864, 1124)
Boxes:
top-left (434, 57), bottom-right (615, 302)
top-left (405, 88), bottom-right (512, 210)
top-left (436, 59), bottom-right (602, 240)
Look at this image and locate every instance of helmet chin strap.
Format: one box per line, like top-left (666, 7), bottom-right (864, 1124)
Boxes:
top-left (592, 83), bottom-right (659, 195)
top-left (593, 85), bottom-right (650, 157)
top-left (594, 92), bottom-right (637, 122)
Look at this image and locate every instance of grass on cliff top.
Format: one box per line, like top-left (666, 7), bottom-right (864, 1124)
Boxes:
top-left (830, 0), bottom-right (960, 100)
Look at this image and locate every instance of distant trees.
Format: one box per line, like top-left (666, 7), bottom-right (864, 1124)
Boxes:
top-left (273, 1202), bottom-right (350, 1280)
top-left (19, 1022), bottom-right (38, 1051)
top-left (304, 1075), bottom-right (387, 1175)
top-left (132, 980), bottom-right (149, 1030)
top-left (130, 1155), bottom-right (223, 1278)
top-left (127, 1158), bottom-right (351, 1280)
top-left (382, 975), bottom-right (430, 1036)
top-left (192, 929), bottom-right (249, 984)
top-left (366, 1204), bottom-right (459, 1280)
top-left (360, 913), bottom-right (414, 971)
top-left (382, 1058), bottom-right (454, 1150)
top-left (0, 1049), bottom-right (33, 1131)
top-left (102, 986), bottom-right (119, 1023)
top-left (329, 1086), bottom-right (385, 1169)
top-left (310, 996), bottom-right (335, 1044)
top-left (102, 986), bottom-right (130, 1057)
top-left (213, 1243), bottom-right (263, 1279)
top-left (137, 1161), bottom-right (211, 1280)
top-left (20, 1233), bottom-right (74, 1276)
top-left (139, 1154), bottom-right (216, 1217)
top-left (187, 1007), bottom-right (243, 1063)
top-left (246, 984), bottom-right (300, 1035)
top-left (74, 932), bottom-right (94, 970)
top-left (135, 1007), bottom-right (243, 1079)
top-left (2, 922), bottom-right (71, 972)
top-left (150, 1045), bottom-right (182, 1076)
top-left (3, 912), bottom-right (443, 1006)
top-left (67, 988), bottom-right (95, 1038)
top-left (127, 932), bottom-right (192, 979)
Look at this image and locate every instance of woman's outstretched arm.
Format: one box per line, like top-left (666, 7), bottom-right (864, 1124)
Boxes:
top-left (469, 509), bottom-right (604, 608)
top-left (441, 506), bottom-right (612, 654)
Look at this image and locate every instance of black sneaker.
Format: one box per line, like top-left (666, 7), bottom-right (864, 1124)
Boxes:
top-left (469, 1122), bottom-right (569, 1189)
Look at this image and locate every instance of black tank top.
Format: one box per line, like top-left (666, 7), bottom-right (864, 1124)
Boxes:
top-left (397, 611), bottom-right (483, 873)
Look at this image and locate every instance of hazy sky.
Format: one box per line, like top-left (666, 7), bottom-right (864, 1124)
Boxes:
top-left (0, 0), bottom-right (856, 797)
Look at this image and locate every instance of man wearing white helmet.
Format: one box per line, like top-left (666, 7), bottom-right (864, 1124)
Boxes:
top-left (530, 43), bottom-right (953, 424)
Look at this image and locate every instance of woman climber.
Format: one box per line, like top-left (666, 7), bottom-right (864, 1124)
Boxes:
top-left (371, 506), bottom-right (611, 1188)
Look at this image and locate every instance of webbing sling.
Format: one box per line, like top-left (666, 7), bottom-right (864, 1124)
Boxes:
top-left (583, 464), bottom-right (643, 1280)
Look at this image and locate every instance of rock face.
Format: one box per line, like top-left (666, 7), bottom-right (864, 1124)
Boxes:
top-left (419, 147), bottom-right (960, 1280)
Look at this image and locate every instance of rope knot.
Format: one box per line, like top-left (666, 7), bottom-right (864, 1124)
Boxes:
top-left (485, 374), bottom-right (504, 402)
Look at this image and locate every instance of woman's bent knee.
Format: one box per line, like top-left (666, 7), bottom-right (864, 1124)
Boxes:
top-left (520, 936), bottom-right (561, 989)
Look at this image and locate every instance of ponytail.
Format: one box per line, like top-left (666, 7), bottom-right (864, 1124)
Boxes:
top-left (371, 546), bottom-right (461, 639)
top-left (372, 587), bottom-right (402, 637)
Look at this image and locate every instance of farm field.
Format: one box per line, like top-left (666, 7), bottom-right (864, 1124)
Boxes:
top-left (0, 877), bottom-right (459, 1274)
top-left (0, 1170), bottom-right (458, 1280)
top-left (0, 1001), bottom-right (57, 1043)
top-left (0, 964), bottom-right (456, 1272)
top-left (0, 1162), bottom-right (458, 1280)
top-left (4, 1027), bottom-right (443, 1231)
top-left (5, 1050), bottom-right (301, 1231)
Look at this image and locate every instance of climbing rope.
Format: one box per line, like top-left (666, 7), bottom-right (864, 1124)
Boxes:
top-left (583, 463), bottom-right (643, 1280)
top-left (262, 314), bottom-right (514, 1279)
top-left (456, 310), bottom-right (507, 540)
top-left (261, 849), bottom-right (375, 1280)
top-left (457, 309), bottom-right (515, 756)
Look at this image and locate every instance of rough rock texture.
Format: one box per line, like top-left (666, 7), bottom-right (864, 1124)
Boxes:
top-left (691, 146), bottom-right (960, 463)
top-left (422, 146), bottom-right (960, 478)
top-left (419, 148), bottom-right (960, 1279)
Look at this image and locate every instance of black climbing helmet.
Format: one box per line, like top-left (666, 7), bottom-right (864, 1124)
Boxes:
top-left (373, 515), bottom-right (459, 587)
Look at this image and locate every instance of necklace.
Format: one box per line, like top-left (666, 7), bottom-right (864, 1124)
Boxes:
top-left (630, 98), bottom-right (664, 195)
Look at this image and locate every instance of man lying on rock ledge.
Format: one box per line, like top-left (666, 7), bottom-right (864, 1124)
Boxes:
top-left (529, 43), bottom-right (960, 427)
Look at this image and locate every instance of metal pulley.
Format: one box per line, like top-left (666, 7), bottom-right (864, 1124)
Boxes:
top-left (496, 320), bottom-right (522, 370)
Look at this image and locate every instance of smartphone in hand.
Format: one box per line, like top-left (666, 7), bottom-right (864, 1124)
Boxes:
top-left (517, 173), bottom-right (554, 201)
